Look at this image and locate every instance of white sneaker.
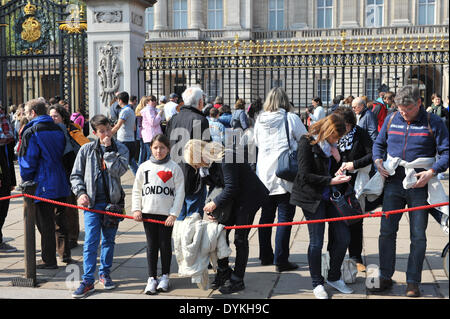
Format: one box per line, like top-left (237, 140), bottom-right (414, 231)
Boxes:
top-left (144, 277), bottom-right (158, 295)
top-left (326, 279), bottom-right (354, 294)
top-left (313, 285), bottom-right (329, 299)
top-left (157, 274), bottom-right (170, 292)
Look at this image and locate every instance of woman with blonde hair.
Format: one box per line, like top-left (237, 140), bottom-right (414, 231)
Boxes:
top-left (184, 139), bottom-right (268, 294)
top-left (290, 113), bottom-right (354, 299)
top-left (135, 96), bottom-right (151, 164)
top-left (254, 87), bottom-right (307, 271)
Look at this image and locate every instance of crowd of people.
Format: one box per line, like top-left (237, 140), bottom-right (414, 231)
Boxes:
top-left (0, 83), bottom-right (448, 300)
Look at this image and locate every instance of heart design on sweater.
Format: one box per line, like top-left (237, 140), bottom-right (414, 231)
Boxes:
top-left (157, 171), bottom-right (173, 183)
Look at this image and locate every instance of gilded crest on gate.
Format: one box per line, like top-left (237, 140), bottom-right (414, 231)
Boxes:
top-left (21, 16), bottom-right (41, 43)
top-left (14, 1), bottom-right (51, 55)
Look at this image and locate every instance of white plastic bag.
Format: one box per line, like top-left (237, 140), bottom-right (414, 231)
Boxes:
top-left (321, 252), bottom-right (358, 284)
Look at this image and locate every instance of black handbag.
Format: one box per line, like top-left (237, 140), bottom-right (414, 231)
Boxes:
top-left (275, 112), bottom-right (298, 182)
top-left (330, 184), bottom-right (363, 225)
top-left (206, 186), bottom-right (234, 226)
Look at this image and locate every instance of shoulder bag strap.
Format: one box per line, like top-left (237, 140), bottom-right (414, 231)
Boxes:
top-left (284, 111), bottom-right (291, 151)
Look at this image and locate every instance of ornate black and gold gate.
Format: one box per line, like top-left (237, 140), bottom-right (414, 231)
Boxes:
top-left (0, 0), bottom-right (87, 113)
top-left (139, 32), bottom-right (449, 112)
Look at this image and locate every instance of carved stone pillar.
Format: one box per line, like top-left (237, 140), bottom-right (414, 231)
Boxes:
top-left (85, 0), bottom-right (156, 117)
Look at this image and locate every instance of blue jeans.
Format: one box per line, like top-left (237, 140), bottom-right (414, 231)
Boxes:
top-left (122, 141), bottom-right (139, 175)
top-left (138, 140), bottom-right (151, 165)
top-left (258, 193), bottom-right (296, 265)
top-left (379, 179), bottom-right (429, 284)
top-left (177, 185), bottom-right (207, 221)
top-left (303, 200), bottom-right (351, 288)
top-left (82, 203), bottom-right (118, 284)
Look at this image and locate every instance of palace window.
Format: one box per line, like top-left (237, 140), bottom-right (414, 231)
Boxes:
top-left (145, 7), bottom-right (154, 31)
top-left (366, 0), bottom-right (383, 27)
top-left (173, 0), bottom-right (188, 29)
top-left (418, 0), bottom-right (435, 25)
top-left (317, 79), bottom-right (332, 103)
top-left (268, 0), bottom-right (284, 31)
top-left (208, 0), bottom-right (223, 29)
top-left (365, 78), bottom-right (381, 100)
top-left (317, 0), bottom-right (333, 29)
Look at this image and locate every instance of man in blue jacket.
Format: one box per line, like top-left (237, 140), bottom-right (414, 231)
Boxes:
top-left (370, 85), bottom-right (449, 297)
top-left (19, 98), bottom-right (71, 269)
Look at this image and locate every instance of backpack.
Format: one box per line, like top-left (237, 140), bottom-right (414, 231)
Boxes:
top-left (68, 123), bottom-right (90, 152)
top-left (372, 102), bottom-right (388, 132)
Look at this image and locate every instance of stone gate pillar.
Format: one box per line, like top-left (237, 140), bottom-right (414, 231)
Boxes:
top-left (85, 0), bottom-right (156, 117)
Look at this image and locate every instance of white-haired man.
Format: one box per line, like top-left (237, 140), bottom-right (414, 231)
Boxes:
top-left (165, 86), bottom-right (211, 221)
top-left (351, 97), bottom-right (378, 142)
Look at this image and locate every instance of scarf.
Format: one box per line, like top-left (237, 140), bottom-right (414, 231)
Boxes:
top-left (431, 103), bottom-right (443, 118)
top-left (338, 126), bottom-right (357, 152)
top-left (150, 154), bottom-right (171, 165)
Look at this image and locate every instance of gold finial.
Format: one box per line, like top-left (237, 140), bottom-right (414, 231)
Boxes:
top-left (24, 2), bottom-right (37, 15)
top-left (234, 34), bottom-right (240, 48)
top-left (340, 31), bottom-right (347, 50)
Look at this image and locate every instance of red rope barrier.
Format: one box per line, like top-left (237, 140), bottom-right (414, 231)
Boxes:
top-left (1, 193), bottom-right (448, 229)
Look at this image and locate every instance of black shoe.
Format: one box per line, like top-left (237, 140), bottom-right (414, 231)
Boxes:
top-left (260, 254), bottom-right (274, 266)
top-left (36, 261), bottom-right (58, 269)
top-left (367, 278), bottom-right (393, 293)
top-left (69, 242), bottom-right (79, 249)
top-left (219, 279), bottom-right (245, 294)
top-left (276, 262), bottom-right (299, 272)
top-left (211, 267), bottom-right (232, 290)
top-left (260, 258), bottom-right (274, 266)
top-left (62, 258), bottom-right (77, 264)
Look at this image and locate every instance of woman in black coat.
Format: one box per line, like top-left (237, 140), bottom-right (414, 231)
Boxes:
top-left (331, 107), bottom-right (373, 273)
top-left (184, 140), bottom-right (269, 295)
top-left (290, 113), bottom-right (353, 299)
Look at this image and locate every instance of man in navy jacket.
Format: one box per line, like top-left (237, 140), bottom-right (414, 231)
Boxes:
top-left (370, 85), bottom-right (449, 297)
top-left (19, 98), bottom-right (71, 269)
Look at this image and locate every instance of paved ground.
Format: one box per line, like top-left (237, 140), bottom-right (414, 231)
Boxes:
top-left (0, 164), bottom-right (448, 300)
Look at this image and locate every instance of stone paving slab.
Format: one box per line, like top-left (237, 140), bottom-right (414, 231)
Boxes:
top-left (0, 165), bottom-right (448, 300)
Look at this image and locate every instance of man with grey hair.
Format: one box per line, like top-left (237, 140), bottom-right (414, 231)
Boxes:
top-left (351, 97), bottom-right (378, 142)
top-left (165, 86), bottom-right (211, 221)
top-left (370, 85), bottom-right (449, 297)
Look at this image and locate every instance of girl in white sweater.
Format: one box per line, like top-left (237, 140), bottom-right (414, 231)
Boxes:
top-left (132, 134), bottom-right (185, 295)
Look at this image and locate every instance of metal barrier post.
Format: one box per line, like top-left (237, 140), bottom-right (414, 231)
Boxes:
top-left (20, 181), bottom-right (37, 286)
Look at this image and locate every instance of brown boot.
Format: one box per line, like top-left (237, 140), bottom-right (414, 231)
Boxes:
top-left (406, 283), bottom-right (420, 297)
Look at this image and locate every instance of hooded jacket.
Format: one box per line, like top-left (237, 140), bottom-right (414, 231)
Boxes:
top-left (18, 115), bottom-right (70, 200)
top-left (70, 138), bottom-right (129, 207)
top-left (254, 109), bottom-right (307, 195)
